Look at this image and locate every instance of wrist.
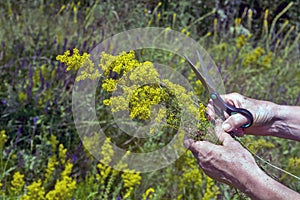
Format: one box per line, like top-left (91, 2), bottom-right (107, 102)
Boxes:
top-left (234, 164), bottom-right (265, 197)
top-left (271, 104), bottom-right (300, 140)
top-left (241, 167), bottom-right (300, 200)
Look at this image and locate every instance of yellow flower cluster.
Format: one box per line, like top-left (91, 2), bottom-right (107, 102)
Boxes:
top-left (58, 49), bottom-right (208, 137)
top-left (101, 51), bottom-right (208, 137)
top-left (155, 107), bottom-right (167, 123)
top-left (187, 70), bottom-right (205, 97)
top-left (96, 163), bottom-right (112, 186)
top-left (56, 48), bottom-right (89, 71)
top-left (0, 182), bottom-right (3, 196)
top-left (45, 161), bottom-right (76, 200)
top-left (243, 137), bottom-right (275, 154)
top-left (21, 180), bottom-right (45, 200)
top-left (261, 51), bottom-right (273, 68)
top-left (95, 138), bottom-right (142, 199)
top-left (0, 130), bottom-right (7, 149)
top-left (57, 49), bottom-right (207, 141)
top-left (18, 91), bottom-right (27, 102)
top-left (176, 151), bottom-right (219, 200)
top-left (49, 134), bottom-right (59, 152)
top-left (235, 34), bottom-right (251, 49)
top-left (58, 144), bottom-right (67, 165)
top-left (286, 157), bottom-right (300, 177)
top-left (163, 79), bottom-right (209, 134)
top-left (97, 137), bottom-right (114, 185)
top-left (178, 151), bottom-right (203, 190)
top-left (122, 169), bottom-right (142, 198)
top-left (243, 47), bottom-right (272, 68)
top-left (10, 171), bottom-right (25, 195)
top-left (20, 136), bottom-right (76, 199)
top-left (102, 78), bottom-right (117, 92)
top-left (100, 137), bottom-right (114, 165)
top-left (44, 155), bottom-right (58, 184)
top-left (45, 135), bottom-right (59, 184)
top-left (202, 176), bottom-right (220, 200)
top-left (47, 154), bottom-right (75, 198)
top-left (142, 188), bottom-right (155, 200)
top-left (56, 48), bottom-right (99, 81)
top-left (100, 52), bottom-right (166, 121)
top-left (129, 85), bottom-right (164, 120)
top-left (100, 50), bottom-right (140, 78)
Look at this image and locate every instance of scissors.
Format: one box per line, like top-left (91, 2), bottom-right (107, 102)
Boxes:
top-left (185, 50), bottom-right (253, 129)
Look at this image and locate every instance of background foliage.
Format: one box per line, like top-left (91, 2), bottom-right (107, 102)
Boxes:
top-left (0, 0), bottom-right (299, 199)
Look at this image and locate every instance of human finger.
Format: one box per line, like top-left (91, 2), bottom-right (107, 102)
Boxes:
top-left (186, 139), bottom-right (218, 158)
top-left (221, 93), bottom-right (245, 108)
top-left (222, 113), bottom-right (249, 132)
top-left (206, 99), bottom-right (215, 121)
top-left (214, 120), bottom-right (235, 144)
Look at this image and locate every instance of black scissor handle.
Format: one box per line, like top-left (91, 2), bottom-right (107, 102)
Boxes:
top-left (211, 93), bottom-right (254, 128)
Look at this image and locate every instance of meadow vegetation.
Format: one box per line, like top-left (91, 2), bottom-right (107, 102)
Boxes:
top-left (0, 0), bottom-right (299, 199)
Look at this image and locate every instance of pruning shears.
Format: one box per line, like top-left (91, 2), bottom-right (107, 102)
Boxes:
top-left (185, 50), bottom-right (253, 129)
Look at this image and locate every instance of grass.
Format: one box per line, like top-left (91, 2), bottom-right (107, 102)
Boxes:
top-left (0, 0), bottom-right (299, 199)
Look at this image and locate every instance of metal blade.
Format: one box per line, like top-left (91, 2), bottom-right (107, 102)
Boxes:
top-left (185, 50), bottom-right (217, 94)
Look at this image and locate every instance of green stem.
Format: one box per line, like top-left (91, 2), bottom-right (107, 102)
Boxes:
top-left (267, 2), bottom-right (294, 50)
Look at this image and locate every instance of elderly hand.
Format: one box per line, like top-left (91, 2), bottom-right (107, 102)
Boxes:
top-left (184, 121), bottom-right (259, 188)
top-left (207, 92), bottom-right (300, 141)
top-left (184, 121), bottom-right (300, 200)
top-left (207, 92), bottom-right (278, 137)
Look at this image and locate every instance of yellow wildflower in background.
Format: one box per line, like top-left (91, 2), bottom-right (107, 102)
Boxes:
top-left (96, 163), bottom-right (112, 185)
top-left (21, 179), bottom-right (45, 200)
top-left (56, 48), bottom-right (88, 71)
top-left (243, 47), bottom-right (266, 67)
top-left (243, 137), bottom-right (275, 154)
top-left (18, 91), bottom-right (27, 102)
top-left (0, 130), bottom-right (7, 149)
top-left (100, 137), bottom-right (114, 165)
top-left (281, 156), bottom-right (300, 183)
top-left (202, 176), bottom-right (220, 200)
top-left (45, 161), bottom-right (76, 200)
top-left (56, 48), bottom-right (99, 81)
top-left (58, 143), bottom-right (67, 165)
top-left (100, 50), bottom-right (139, 78)
top-left (10, 171), bottom-right (25, 195)
top-left (236, 34), bottom-right (247, 49)
top-left (129, 85), bottom-right (163, 120)
top-left (122, 169), bottom-right (142, 198)
top-left (0, 182), bottom-right (3, 196)
top-left (263, 9), bottom-right (269, 35)
top-left (286, 157), bottom-right (300, 178)
top-left (261, 51), bottom-right (273, 68)
top-left (235, 18), bottom-right (242, 27)
top-left (59, 49), bottom-right (209, 140)
top-left (49, 134), bottom-right (59, 152)
top-left (252, 47), bottom-right (265, 57)
top-left (44, 155), bottom-right (58, 184)
top-left (213, 18), bottom-right (218, 34)
top-left (97, 137), bottom-right (114, 184)
top-left (102, 78), bottom-right (117, 92)
top-left (143, 188), bottom-right (155, 200)
top-left (177, 151), bottom-right (203, 193)
top-left (155, 107), bottom-right (167, 123)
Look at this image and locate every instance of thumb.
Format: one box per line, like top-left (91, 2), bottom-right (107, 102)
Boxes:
top-left (222, 113), bottom-right (248, 132)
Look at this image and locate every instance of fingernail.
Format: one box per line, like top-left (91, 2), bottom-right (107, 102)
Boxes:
top-left (222, 123), bottom-right (231, 131)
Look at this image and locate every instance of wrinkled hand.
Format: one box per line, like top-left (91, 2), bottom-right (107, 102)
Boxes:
top-left (207, 92), bottom-right (277, 136)
top-left (184, 121), bottom-right (260, 189)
